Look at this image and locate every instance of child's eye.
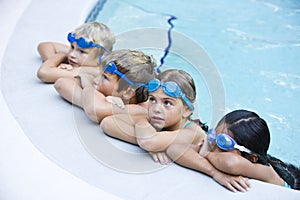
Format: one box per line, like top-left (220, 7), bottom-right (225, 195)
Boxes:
top-left (70, 44), bottom-right (74, 49)
top-left (164, 100), bottom-right (173, 107)
top-left (80, 50), bottom-right (86, 54)
top-left (102, 73), bottom-right (109, 80)
top-left (149, 96), bottom-right (156, 103)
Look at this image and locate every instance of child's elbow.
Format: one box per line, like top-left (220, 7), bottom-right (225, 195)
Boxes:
top-left (100, 117), bottom-right (111, 134)
top-left (84, 104), bottom-right (100, 123)
top-left (37, 42), bottom-right (45, 52)
top-left (99, 118), bottom-right (106, 130)
top-left (37, 67), bottom-right (50, 83)
top-left (220, 156), bottom-right (243, 174)
top-left (37, 42), bottom-right (50, 60)
top-left (54, 77), bottom-right (65, 92)
top-left (137, 139), bottom-right (152, 151)
top-left (137, 138), bottom-right (161, 152)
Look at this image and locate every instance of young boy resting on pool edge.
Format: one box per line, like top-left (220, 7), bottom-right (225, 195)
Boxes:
top-left (37, 21), bottom-right (115, 83)
top-left (54, 49), bottom-right (156, 123)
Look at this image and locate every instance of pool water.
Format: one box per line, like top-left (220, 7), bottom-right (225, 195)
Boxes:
top-left (91, 0), bottom-right (300, 166)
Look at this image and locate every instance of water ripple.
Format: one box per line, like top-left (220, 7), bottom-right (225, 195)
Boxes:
top-left (225, 28), bottom-right (300, 49)
top-left (260, 71), bottom-right (300, 90)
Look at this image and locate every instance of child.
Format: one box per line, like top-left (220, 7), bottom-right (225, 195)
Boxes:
top-left (54, 49), bottom-right (156, 123)
top-left (37, 21), bottom-right (115, 83)
top-left (101, 69), bottom-right (208, 164)
top-left (167, 109), bottom-right (300, 192)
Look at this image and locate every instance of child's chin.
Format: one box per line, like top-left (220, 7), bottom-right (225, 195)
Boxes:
top-left (151, 122), bottom-right (164, 131)
top-left (71, 64), bottom-right (79, 67)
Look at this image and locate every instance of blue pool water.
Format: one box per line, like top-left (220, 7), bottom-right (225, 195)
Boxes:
top-left (91, 0), bottom-right (300, 166)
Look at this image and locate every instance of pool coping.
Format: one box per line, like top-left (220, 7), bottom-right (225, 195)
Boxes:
top-left (0, 0), bottom-right (299, 199)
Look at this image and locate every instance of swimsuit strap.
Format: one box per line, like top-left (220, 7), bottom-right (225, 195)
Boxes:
top-left (284, 181), bottom-right (291, 189)
top-left (183, 121), bottom-right (194, 129)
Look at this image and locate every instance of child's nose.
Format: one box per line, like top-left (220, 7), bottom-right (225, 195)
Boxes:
top-left (153, 103), bottom-right (163, 113)
top-left (68, 49), bottom-right (77, 58)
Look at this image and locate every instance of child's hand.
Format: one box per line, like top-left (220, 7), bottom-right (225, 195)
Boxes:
top-left (106, 96), bottom-right (125, 109)
top-left (149, 151), bottom-right (172, 165)
top-left (58, 63), bottom-right (73, 70)
top-left (213, 171), bottom-right (250, 192)
top-left (199, 135), bottom-right (214, 157)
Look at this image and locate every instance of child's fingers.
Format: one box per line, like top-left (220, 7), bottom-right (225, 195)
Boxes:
top-left (115, 99), bottom-right (125, 108)
top-left (156, 152), bottom-right (171, 165)
top-left (224, 183), bottom-right (237, 193)
top-left (66, 65), bottom-right (73, 70)
top-left (106, 96), bottom-right (113, 103)
top-left (156, 152), bottom-right (165, 164)
top-left (149, 152), bottom-right (159, 162)
top-left (230, 177), bottom-right (250, 192)
top-left (237, 177), bottom-right (250, 191)
top-left (106, 96), bottom-right (125, 108)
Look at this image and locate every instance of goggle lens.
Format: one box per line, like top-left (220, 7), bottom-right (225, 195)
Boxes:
top-left (206, 128), bottom-right (253, 153)
top-left (147, 78), bottom-right (194, 110)
top-left (67, 32), bottom-right (108, 51)
top-left (104, 62), bottom-right (116, 74)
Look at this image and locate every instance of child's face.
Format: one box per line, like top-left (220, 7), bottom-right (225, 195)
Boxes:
top-left (199, 123), bottom-right (239, 156)
top-left (67, 42), bottom-right (99, 67)
top-left (148, 88), bottom-right (185, 131)
top-left (93, 71), bottom-right (122, 97)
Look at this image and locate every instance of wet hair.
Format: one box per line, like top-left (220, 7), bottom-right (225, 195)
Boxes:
top-left (100, 49), bottom-right (156, 103)
top-left (157, 69), bottom-right (196, 105)
top-left (219, 109), bottom-right (300, 190)
top-left (73, 21), bottom-right (115, 53)
top-left (156, 69), bottom-right (207, 131)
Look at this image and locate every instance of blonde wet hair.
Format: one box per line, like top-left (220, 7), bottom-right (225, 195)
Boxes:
top-left (100, 49), bottom-right (157, 103)
top-left (73, 21), bottom-right (115, 52)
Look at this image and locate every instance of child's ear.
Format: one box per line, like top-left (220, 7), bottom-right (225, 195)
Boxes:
top-left (122, 87), bottom-right (135, 100)
top-left (182, 106), bottom-right (193, 118)
top-left (247, 154), bottom-right (259, 163)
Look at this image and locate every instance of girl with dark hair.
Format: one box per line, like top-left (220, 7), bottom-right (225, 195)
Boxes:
top-left (167, 109), bottom-right (300, 192)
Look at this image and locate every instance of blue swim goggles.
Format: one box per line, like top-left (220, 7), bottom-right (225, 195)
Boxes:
top-left (104, 62), bottom-right (148, 87)
top-left (147, 78), bottom-right (194, 111)
top-left (207, 128), bottom-right (253, 154)
top-left (67, 32), bottom-right (108, 51)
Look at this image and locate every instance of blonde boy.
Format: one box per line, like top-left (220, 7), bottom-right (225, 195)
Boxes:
top-left (54, 49), bottom-right (156, 123)
top-left (37, 22), bottom-right (115, 83)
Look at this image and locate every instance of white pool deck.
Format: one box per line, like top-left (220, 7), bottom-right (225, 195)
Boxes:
top-left (0, 0), bottom-right (299, 199)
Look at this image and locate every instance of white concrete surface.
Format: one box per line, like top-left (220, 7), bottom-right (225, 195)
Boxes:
top-left (0, 0), bottom-right (299, 199)
top-left (0, 0), bottom-right (120, 199)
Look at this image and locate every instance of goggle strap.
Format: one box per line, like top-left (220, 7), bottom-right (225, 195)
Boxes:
top-left (95, 44), bottom-right (109, 52)
top-left (181, 94), bottom-right (194, 111)
top-left (121, 76), bottom-right (134, 86)
top-left (234, 144), bottom-right (253, 154)
top-left (207, 132), bottom-right (216, 143)
top-left (114, 70), bottom-right (134, 86)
